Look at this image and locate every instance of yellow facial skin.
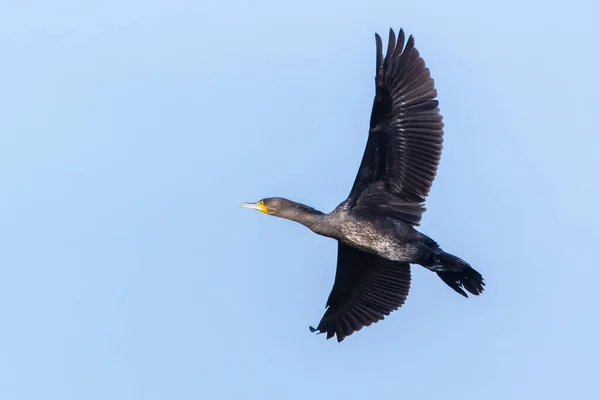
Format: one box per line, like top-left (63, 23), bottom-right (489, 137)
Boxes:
top-left (239, 201), bottom-right (268, 214)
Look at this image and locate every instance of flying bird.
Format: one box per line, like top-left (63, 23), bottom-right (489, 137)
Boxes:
top-left (241, 28), bottom-right (484, 342)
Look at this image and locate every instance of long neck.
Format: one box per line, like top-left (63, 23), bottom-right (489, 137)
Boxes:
top-left (279, 202), bottom-right (338, 238)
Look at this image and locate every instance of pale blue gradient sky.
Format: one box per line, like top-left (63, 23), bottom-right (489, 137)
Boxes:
top-left (1, 1), bottom-right (599, 399)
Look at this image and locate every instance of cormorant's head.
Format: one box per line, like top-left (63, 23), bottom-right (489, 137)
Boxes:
top-left (239, 197), bottom-right (290, 216)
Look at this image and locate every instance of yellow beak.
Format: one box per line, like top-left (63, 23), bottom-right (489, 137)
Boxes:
top-left (240, 201), bottom-right (268, 214)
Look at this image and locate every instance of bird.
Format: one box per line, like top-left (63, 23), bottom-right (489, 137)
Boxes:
top-left (240, 28), bottom-right (484, 342)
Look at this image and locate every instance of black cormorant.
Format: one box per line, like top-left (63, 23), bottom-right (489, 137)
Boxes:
top-left (241, 28), bottom-right (484, 342)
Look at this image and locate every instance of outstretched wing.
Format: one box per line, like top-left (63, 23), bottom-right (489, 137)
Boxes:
top-left (310, 242), bottom-right (411, 342)
top-left (346, 28), bottom-right (444, 225)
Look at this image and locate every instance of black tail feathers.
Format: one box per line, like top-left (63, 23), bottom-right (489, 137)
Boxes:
top-left (434, 253), bottom-right (485, 297)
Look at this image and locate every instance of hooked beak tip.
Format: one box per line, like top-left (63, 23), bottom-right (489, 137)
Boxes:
top-left (240, 201), bottom-right (268, 213)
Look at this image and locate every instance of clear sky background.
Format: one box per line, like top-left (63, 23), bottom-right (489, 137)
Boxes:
top-left (1, 0), bottom-right (599, 399)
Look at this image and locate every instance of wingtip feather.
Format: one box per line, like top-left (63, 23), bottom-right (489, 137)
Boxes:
top-left (386, 28), bottom-right (396, 59)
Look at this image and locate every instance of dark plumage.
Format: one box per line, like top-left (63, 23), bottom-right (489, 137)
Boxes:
top-left (241, 28), bottom-right (484, 342)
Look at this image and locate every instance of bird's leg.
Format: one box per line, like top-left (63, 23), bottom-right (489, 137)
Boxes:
top-left (416, 246), bottom-right (447, 272)
top-left (422, 257), bottom-right (446, 272)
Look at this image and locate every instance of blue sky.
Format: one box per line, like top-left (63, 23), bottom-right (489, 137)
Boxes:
top-left (1, 0), bottom-right (599, 399)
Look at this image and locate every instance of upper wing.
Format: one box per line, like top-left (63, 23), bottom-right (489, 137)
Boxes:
top-left (310, 242), bottom-right (411, 342)
top-left (346, 28), bottom-right (444, 224)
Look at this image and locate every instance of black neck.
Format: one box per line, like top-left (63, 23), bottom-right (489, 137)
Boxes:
top-left (278, 202), bottom-right (337, 238)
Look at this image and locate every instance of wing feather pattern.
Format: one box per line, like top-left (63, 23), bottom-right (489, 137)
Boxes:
top-left (311, 243), bottom-right (411, 342)
top-left (346, 28), bottom-right (444, 226)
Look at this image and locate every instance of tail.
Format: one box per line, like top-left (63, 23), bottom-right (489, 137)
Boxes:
top-left (434, 252), bottom-right (485, 297)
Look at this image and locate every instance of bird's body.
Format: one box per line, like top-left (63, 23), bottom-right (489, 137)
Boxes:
top-left (241, 28), bottom-right (485, 342)
top-left (338, 215), bottom-right (424, 263)
top-left (286, 200), bottom-right (428, 263)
